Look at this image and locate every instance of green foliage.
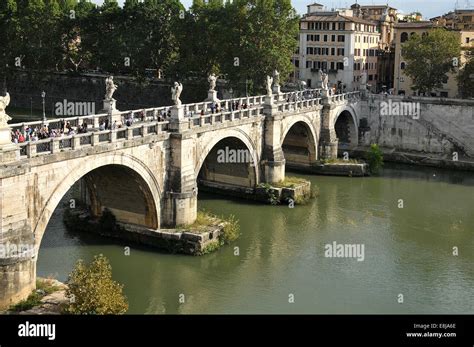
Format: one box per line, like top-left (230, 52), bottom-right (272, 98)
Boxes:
top-left (2, 0), bottom-right (298, 87)
top-left (220, 214), bottom-right (240, 244)
top-left (457, 47), bottom-right (474, 98)
top-left (402, 28), bottom-right (461, 94)
top-left (9, 292), bottom-right (43, 312)
top-left (367, 143), bottom-right (384, 175)
top-left (9, 278), bottom-right (62, 312)
top-left (258, 183), bottom-right (279, 204)
top-left (200, 240), bottom-right (221, 255)
top-left (65, 254), bottom-right (128, 315)
top-left (272, 176), bottom-right (308, 188)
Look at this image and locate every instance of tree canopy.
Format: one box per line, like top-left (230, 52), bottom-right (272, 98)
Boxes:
top-left (402, 28), bottom-right (461, 94)
top-left (0, 0), bottom-right (299, 95)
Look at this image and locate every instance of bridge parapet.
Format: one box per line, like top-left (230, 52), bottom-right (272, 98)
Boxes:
top-left (15, 121), bottom-right (169, 160)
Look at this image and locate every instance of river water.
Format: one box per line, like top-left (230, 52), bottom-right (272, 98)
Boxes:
top-left (37, 164), bottom-right (474, 314)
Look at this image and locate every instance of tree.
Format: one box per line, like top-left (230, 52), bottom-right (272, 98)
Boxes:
top-left (457, 47), bottom-right (474, 98)
top-left (0, 0), bottom-right (19, 84)
top-left (66, 254), bottom-right (128, 315)
top-left (221, 0), bottom-right (299, 95)
top-left (402, 28), bottom-right (461, 95)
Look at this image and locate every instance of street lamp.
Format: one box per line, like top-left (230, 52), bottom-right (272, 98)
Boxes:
top-left (41, 91), bottom-right (46, 122)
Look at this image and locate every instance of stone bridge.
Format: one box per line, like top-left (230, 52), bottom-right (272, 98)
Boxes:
top-left (0, 88), bottom-right (362, 308)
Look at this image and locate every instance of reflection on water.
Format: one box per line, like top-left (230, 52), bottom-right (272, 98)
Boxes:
top-left (37, 164), bottom-right (474, 314)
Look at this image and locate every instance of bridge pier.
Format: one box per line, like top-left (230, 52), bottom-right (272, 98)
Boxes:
top-left (320, 99), bottom-right (339, 159)
top-left (163, 131), bottom-right (198, 226)
top-left (262, 96), bottom-right (286, 183)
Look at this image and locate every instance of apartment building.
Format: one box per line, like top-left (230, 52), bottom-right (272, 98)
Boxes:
top-left (431, 9), bottom-right (474, 31)
top-left (393, 22), bottom-right (474, 97)
top-left (296, 3), bottom-right (381, 91)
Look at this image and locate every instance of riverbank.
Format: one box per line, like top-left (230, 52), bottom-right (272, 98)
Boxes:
top-left (346, 146), bottom-right (474, 172)
top-left (1, 278), bottom-right (68, 315)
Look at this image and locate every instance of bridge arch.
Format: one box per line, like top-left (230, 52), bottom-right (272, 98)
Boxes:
top-left (33, 153), bottom-right (162, 248)
top-left (333, 106), bottom-right (359, 149)
top-left (196, 129), bottom-right (260, 188)
top-left (281, 116), bottom-right (319, 166)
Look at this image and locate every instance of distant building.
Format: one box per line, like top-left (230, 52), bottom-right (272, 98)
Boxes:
top-left (393, 22), bottom-right (474, 97)
top-left (295, 5), bottom-right (380, 92)
top-left (430, 9), bottom-right (474, 30)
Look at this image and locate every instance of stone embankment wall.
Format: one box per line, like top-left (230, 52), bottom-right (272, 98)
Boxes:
top-left (358, 95), bottom-right (474, 159)
top-left (5, 71), bottom-right (229, 113)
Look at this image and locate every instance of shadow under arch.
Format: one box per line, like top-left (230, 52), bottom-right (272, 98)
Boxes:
top-left (333, 107), bottom-right (359, 149)
top-left (33, 153), bottom-right (162, 250)
top-left (281, 118), bottom-right (318, 167)
top-left (196, 131), bottom-right (259, 188)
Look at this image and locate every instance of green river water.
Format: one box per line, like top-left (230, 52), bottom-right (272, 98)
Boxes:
top-left (37, 164), bottom-right (474, 314)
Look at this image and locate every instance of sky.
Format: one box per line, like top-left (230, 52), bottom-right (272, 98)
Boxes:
top-left (91, 0), bottom-right (471, 19)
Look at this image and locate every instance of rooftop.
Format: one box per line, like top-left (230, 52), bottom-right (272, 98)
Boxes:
top-left (302, 13), bottom-right (378, 26)
top-left (394, 21), bottom-right (437, 29)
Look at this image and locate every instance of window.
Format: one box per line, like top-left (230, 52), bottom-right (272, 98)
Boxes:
top-left (316, 34), bottom-right (320, 41)
top-left (332, 22), bottom-right (336, 30)
top-left (324, 35), bottom-right (328, 42)
top-left (401, 62), bottom-right (406, 70)
top-left (294, 60), bottom-right (299, 68)
top-left (338, 35), bottom-right (345, 42)
top-left (369, 75), bottom-right (373, 81)
top-left (306, 61), bottom-right (312, 68)
top-left (467, 37), bottom-right (471, 44)
top-left (330, 62), bottom-right (335, 70)
top-left (307, 34), bottom-right (311, 41)
top-left (401, 32), bottom-right (408, 43)
top-left (338, 22), bottom-right (345, 30)
top-left (331, 47), bottom-right (335, 55)
top-left (337, 62), bottom-right (344, 70)
top-left (332, 35), bottom-right (336, 42)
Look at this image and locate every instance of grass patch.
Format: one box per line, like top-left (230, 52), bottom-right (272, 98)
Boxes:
top-left (9, 278), bottom-right (62, 312)
top-left (319, 158), bottom-right (361, 164)
top-left (185, 210), bottom-right (241, 245)
top-left (182, 210), bottom-right (220, 233)
top-left (272, 176), bottom-right (308, 188)
top-left (199, 240), bottom-right (221, 255)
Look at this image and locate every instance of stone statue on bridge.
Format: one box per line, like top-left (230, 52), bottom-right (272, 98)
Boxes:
top-left (0, 92), bottom-right (11, 128)
top-left (319, 70), bottom-right (329, 90)
top-left (273, 69), bottom-right (280, 87)
top-left (266, 75), bottom-right (273, 96)
top-left (208, 73), bottom-right (217, 91)
top-left (105, 76), bottom-right (118, 100)
top-left (171, 82), bottom-right (183, 106)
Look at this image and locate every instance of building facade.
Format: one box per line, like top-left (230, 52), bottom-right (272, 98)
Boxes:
top-left (296, 3), bottom-right (380, 92)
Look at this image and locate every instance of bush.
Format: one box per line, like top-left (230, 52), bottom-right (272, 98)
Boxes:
top-left (65, 254), bottom-right (128, 315)
top-left (367, 144), bottom-right (384, 174)
top-left (221, 214), bottom-right (240, 244)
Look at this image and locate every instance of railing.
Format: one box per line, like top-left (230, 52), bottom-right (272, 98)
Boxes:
top-left (16, 121), bottom-right (170, 159)
top-left (10, 90), bottom-right (359, 160)
top-left (188, 105), bottom-right (264, 129)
